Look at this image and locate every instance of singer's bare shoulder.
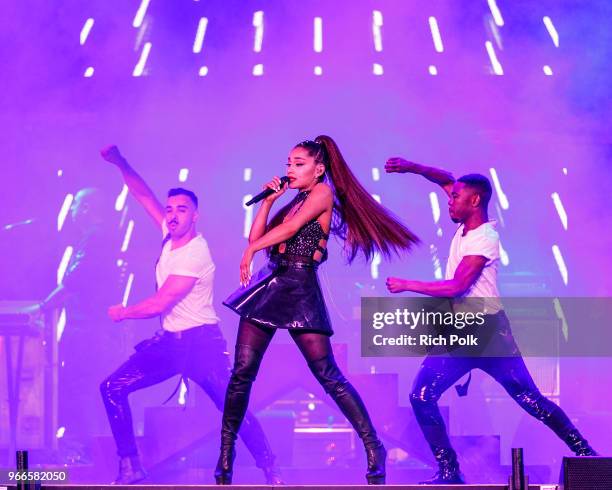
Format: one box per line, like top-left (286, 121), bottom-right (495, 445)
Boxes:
top-left (312, 182), bottom-right (333, 199)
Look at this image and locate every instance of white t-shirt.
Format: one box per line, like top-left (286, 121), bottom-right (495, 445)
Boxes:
top-left (445, 221), bottom-right (502, 314)
top-left (156, 224), bottom-right (219, 331)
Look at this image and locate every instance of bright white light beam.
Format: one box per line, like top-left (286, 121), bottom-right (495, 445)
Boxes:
top-left (429, 192), bottom-right (441, 223)
top-left (57, 246), bottom-right (74, 285)
top-left (253, 11), bottom-right (264, 52)
top-left (489, 167), bottom-right (509, 209)
top-left (133, 42), bottom-right (152, 77)
top-left (193, 17), bottom-right (208, 53)
top-left (372, 11), bottom-right (383, 52)
top-left (552, 244), bottom-right (568, 285)
top-left (243, 195), bottom-right (254, 238)
top-left (428, 17), bottom-right (444, 53)
top-left (80, 18), bottom-right (94, 45)
top-left (133, 0), bottom-right (151, 29)
top-left (487, 0), bottom-right (505, 27)
top-left (178, 168), bottom-right (189, 182)
top-left (115, 184), bottom-right (129, 211)
top-left (122, 273), bottom-right (135, 306)
top-left (314, 17), bottom-right (323, 53)
top-left (121, 220), bottom-right (135, 253)
top-left (485, 41), bottom-right (504, 75)
top-left (56, 308), bottom-right (67, 342)
top-left (543, 16), bottom-right (559, 47)
top-left (551, 192), bottom-right (568, 230)
top-left (57, 193), bottom-right (74, 232)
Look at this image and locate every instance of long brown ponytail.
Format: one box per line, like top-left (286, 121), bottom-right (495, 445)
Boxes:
top-left (266, 136), bottom-right (419, 262)
top-left (314, 135), bottom-right (419, 262)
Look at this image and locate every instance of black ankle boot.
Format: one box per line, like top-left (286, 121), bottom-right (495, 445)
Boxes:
top-left (112, 455), bottom-right (147, 485)
top-left (420, 447), bottom-right (465, 485)
top-left (565, 429), bottom-right (598, 456)
top-left (214, 443), bottom-right (235, 485)
top-left (365, 442), bottom-right (387, 485)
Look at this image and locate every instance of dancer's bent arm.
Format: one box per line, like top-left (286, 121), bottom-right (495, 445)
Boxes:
top-left (108, 274), bottom-right (197, 321)
top-left (386, 255), bottom-right (486, 297)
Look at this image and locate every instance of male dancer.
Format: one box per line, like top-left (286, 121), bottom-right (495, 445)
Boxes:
top-left (384, 157), bottom-right (597, 484)
top-left (99, 146), bottom-right (281, 484)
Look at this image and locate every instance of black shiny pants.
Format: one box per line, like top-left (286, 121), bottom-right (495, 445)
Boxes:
top-left (410, 311), bottom-right (579, 453)
top-left (100, 325), bottom-right (276, 467)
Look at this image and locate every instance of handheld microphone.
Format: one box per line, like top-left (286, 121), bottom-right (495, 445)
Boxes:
top-left (245, 176), bottom-right (290, 206)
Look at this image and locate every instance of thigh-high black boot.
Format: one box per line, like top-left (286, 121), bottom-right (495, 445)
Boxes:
top-left (308, 355), bottom-right (386, 485)
top-left (215, 344), bottom-right (265, 485)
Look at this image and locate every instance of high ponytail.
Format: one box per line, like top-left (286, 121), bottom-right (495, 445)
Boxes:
top-left (314, 135), bottom-right (419, 263)
top-left (266, 136), bottom-right (419, 262)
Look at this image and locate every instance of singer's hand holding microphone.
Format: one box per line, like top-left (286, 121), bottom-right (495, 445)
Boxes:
top-left (246, 176), bottom-right (290, 206)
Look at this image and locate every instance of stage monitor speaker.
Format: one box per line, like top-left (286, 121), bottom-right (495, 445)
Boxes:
top-left (560, 456), bottom-right (612, 490)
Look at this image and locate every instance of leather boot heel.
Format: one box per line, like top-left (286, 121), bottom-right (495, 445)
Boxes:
top-left (214, 444), bottom-right (235, 485)
top-left (365, 443), bottom-right (386, 485)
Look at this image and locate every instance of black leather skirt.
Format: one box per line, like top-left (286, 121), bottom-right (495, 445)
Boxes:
top-left (223, 253), bottom-right (333, 336)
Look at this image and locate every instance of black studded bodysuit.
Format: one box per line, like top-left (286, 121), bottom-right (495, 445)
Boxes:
top-left (224, 188), bottom-right (334, 335)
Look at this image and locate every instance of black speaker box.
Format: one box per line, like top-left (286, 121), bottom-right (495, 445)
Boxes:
top-left (560, 456), bottom-right (612, 490)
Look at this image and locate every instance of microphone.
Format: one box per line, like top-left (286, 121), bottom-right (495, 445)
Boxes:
top-left (245, 176), bottom-right (290, 206)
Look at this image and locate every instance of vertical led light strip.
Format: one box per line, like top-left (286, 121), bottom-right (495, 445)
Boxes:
top-left (428, 17), bottom-right (444, 52)
top-left (178, 168), bottom-right (189, 182)
top-left (551, 192), bottom-right (568, 230)
top-left (430, 244), bottom-right (443, 279)
top-left (429, 192), bottom-right (441, 223)
top-left (56, 308), bottom-right (67, 342)
top-left (121, 220), bottom-right (135, 252)
top-left (133, 0), bottom-right (151, 29)
top-left (242, 195), bottom-right (254, 239)
top-left (80, 18), bottom-right (95, 77)
top-left (542, 16), bottom-right (559, 76)
top-left (485, 41), bottom-right (504, 75)
top-left (57, 193), bottom-right (74, 232)
top-left (133, 42), bottom-right (152, 77)
top-left (543, 16), bottom-right (559, 47)
top-left (57, 246), bottom-right (74, 286)
top-left (314, 17), bottom-right (323, 75)
top-left (371, 193), bottom-right (381, 279)
top-left (487, 0), bottom-right (505, 27)
top-left (122, 273), bottom-right (135, 306)
top-left (372, 11), bottom-right (383, 75)
top-left (499, 241), bottom-right (510, 266)
top-left (252, 11), bottom-right (264, 76)
top-left (552, 245), bottom-right (568, 285)
top-left (80, 18), bottom-right (94, 45)
top-left (193, 17), bottom-right (208, 53)
top-left (193, 17), bottom-right (209, 76)
top-left (115, 184), bottom-right (129, 211)
top-left (489, 167), bottom-right (509, 209)
top-left (428, 16), bottom-right (444, 75)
